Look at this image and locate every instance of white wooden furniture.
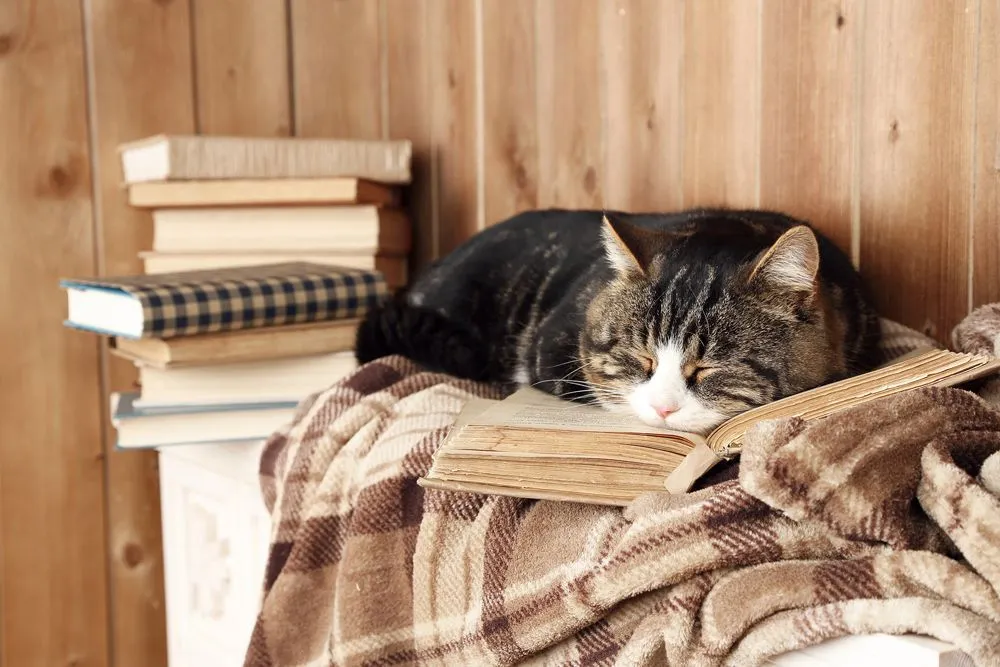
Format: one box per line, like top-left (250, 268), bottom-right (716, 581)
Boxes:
top-left (158, 441), bottom-right (270, 667)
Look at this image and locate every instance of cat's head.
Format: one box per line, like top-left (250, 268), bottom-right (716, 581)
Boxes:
top-left (580, 214), bottom-right (847, 434)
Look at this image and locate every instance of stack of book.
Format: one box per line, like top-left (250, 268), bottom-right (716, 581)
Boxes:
top-left (61, 262), bottom-right (389, 448)
top-left (60, 133), bottom-right (413, 449)
top-left (120, 134), bottom-right (412, 289)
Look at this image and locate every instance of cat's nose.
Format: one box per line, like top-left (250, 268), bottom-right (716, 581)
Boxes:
top-left (653, 404), bottom-right (677, 418)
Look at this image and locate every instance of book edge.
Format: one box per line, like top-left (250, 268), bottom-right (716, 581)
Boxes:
top-left (705, 350), bottom-right (1000, 454)
top-left (128, 177), bottom-right (398, 208)
top-left (417, 477), bottom-right (631, 507)
top-left (118, 134), bottom-right (414, 151)
top-left (116, 133), bottom-right (169, 153)
top-left (63, 262), bottom-right (385, 291)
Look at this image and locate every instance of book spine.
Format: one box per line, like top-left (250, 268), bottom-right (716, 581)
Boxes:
top-left (169, 137), bottom-right (413, 184)
top-left (136, 272), bottom-right (387, 339)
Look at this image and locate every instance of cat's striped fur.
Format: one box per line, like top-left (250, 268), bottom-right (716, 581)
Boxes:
top-left (356, 208), bottom-right (881, 434)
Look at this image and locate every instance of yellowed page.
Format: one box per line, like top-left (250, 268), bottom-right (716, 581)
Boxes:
top-left (417, 477), bottom-right (633, 506)
top-left (468, 386), bottom-right (697, 437)
top-left (664, 442), bottom-right (723, 494)
top-left (706, 350), bottom-right (1000, 454)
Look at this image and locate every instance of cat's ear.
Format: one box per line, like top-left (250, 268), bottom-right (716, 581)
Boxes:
top-left (749, 226), bottom-right (820, 294)
top-left (601, 215), bottom-right (663, 277)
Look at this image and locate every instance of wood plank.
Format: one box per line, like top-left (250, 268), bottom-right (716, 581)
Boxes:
top-left (601, 0), bottom-right (684, 212)
top-left (290, 0), bottom-right (383, 138)
top-left (192, 0), bottom-right (292, 136)
top-left (973, 0), bottom-right (1000, 308)
top-left (759, 0), bottom-right (858, 257)
top-left (385, 0), bottom-right (436, 270)
top-left (84, 1), bottom-right (197, 664)
top-left (682, 0), bottom-right (761, 208)
top-left (858, 0), bottom-right (977, 341)
top-left (481, 0), bottom-right (538, 224)
top-left (0, 1), bottom-right (109, 664)
top-left (428, 0), bottom-right (480, 254)
top-left (535, 0), bottom-right (603, 209)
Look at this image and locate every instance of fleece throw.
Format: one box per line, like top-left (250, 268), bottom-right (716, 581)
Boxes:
top-left (244, 314), bottom-right (1000, 666)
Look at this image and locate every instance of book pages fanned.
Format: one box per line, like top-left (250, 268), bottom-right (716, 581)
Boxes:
top-left (421, 349), bottom-right (1000, 505)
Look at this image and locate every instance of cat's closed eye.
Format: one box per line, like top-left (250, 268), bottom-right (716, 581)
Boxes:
top-left (637, 353), bottom-right (656, 378)
top-left (683, 363), bottom-right (719, 386)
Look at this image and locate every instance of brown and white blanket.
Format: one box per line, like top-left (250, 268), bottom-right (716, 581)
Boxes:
top-left (244, 311), bottom-right (1000, 666)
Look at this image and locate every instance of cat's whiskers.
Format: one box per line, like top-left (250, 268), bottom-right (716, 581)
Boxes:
top-left (532, 378), bottom-right (625, 396)
top-left (539, 357), bottom-right (594, 370)
top-left (545, 390), bottom-right (621, 404)
top-left (555, 391), bottom-right (627, 409)
top-left (548, 384), bottom-right (626, 402)
top-left (559, 392), bottom-right (629, 409)
top-left (529, 363), bottom-right (603, 390)
top-left (549, 357), bottom-right (602, 382)
top-left (572, 380), bottom-right (626, 392)
top-left (557, 385), bottom-right (623, 398)
top-left (556, 389), bottom-right (601, 400)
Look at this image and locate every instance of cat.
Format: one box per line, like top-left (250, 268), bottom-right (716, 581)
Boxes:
top-left (356, 208), bottom-right (881, 434)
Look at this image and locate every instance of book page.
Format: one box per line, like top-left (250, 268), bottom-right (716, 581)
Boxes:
top-left (418, 477), bottom-right (634, 506)
top-left (451, 396), bottom-right (502, 428)
top-left (470, 387), bottom-right (697, 438)
top-left (706, 350), bottom-right (1000, 455)
top-left (664, 441), bottom-right (723, 494)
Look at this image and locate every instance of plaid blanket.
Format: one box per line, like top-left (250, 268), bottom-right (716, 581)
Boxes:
top-left (244, 315), bottom-right (1000, 666)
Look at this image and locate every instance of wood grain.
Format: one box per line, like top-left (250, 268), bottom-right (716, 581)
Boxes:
top-left (535, 0), bottom-right (603, 209)
top-left (0, 2), bottom-right (109, 664)
top-left (85, 0), bottom-right (197, 664)
top-left (858, 0), bottom-right (977, 340)
top-left (759, 0), bottom-right (858, 257)
top-left (193, 0), bottom-right (292, 136)
top-left (682, 0), bottom-right (761, 208)
top-left (481, 0), bottom-right (538, 224)
top-left (428, 0), bottom-right (480, 254)
top-left (385, 0), bottom-right (435, 269)
top-left (973, 0), bottom-right (1000, 308)
top-left (291, 0), bottom-right (383, 138)
top-left (601, 0), bottom-right (684, 212)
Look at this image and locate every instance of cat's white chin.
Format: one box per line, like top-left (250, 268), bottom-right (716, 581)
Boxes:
top-left (634, 405), bottom-right (727, 435)
top-left (622, 340), bottom-right (728, 435)
top-left (599, 399), bottom-right (726, 435)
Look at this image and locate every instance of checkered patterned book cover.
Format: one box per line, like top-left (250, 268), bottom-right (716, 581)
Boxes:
top-left (61, 262), bottom-right (387, 339)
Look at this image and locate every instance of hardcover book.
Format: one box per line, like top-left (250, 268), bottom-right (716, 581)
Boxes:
top-left (60, 262), bottom-right (386, 339)
top-left (128, 176), bottom-right (400, 208)
top-left (110, 392), bottom-right (299, 449)
top-left (140, 252), bottom-right (408, 290)
top-left (132, 350), bottom-right (358, 408)
top-left (419, 349), bottom-right (1000, 505)
top-left (110, 318), bottom-right (362, 369)
top-left (118, 134), bottom-right (412, 184)
top-left (149, 206), bottom-right (410, 255)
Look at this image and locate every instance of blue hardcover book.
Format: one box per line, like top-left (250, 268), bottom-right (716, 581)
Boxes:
top-left (111, 392), bottom-right (300, 449)
top-left (60, 261), bottom-right (387, 339)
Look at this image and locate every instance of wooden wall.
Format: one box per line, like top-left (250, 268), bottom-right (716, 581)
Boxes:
top-left (1, 1), bottom-right (997, 665)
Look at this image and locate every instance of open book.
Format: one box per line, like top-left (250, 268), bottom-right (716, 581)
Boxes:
top-left (419, 349), bottom-right (1000, 505)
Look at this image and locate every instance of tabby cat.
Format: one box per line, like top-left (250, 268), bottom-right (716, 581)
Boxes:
top-left (356, 209), bottom-right (881, 434)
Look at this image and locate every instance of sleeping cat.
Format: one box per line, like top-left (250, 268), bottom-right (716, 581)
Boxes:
top-left (355, 209), bottom-right (881, 434)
